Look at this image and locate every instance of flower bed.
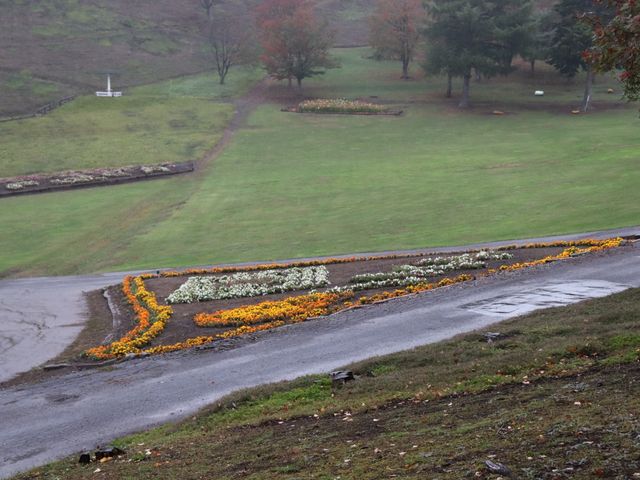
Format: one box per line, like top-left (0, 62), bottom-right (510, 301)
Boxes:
top-left (298, 98), bottom-right (388, 114)
top-left (0, 162), bottom-right (194, 197)
top-left (286, 98), bottom-right (403, 115)
top-left (84, 238), bottom-right (625, 360)
top-left (194, 291), bottom-right (354, 327)
top-left (346, 251), bottom-right (513, 290)
top-left (167, 266), bottom-right (330, 304)
top-left (85, 276), bottom-right (172, 359)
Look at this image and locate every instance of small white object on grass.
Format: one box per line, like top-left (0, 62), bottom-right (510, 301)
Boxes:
top-left (534, 90), bottom-right (544, 96)
top-left (96, 74), bottom-right (123, 97)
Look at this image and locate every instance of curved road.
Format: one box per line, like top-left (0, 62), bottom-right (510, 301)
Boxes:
top-left (0, 227), bottom-right (638, 478)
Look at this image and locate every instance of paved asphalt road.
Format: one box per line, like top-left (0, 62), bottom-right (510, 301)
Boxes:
top-left (0, 227), bottom-right (638, 478)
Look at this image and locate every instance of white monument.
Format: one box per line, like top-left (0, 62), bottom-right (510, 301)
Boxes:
top-left (96, 74), bottom-right (122, 97)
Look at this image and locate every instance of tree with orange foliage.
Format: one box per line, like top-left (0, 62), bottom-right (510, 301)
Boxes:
top-left (369, 0), bottom-right (425, 79)
top-left (255, 0), bottom-right (337, 87)
top-left (588, 0), bottom-right (640, 101)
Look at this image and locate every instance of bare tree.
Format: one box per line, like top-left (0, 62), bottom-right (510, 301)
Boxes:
top-left (209, 2), bottom-right (258, 84)
top-left (200, 0), bottom-right (215, 20)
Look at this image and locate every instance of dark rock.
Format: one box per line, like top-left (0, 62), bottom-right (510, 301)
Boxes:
top-left (78, 452), bottom-right (91, 464)
top-left (330, 370), bottom-right (355, 386)
top-left (94, 446), bottom-right (124, 460)
top-left (42, 363), bottom-right (71, 370)
top-left (483, 332), bottom-right (507, 343)
top-left (485, 460), bottom-right (511, 476)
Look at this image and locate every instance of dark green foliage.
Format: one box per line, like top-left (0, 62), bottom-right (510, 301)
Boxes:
top-left (547, 0), bottom-right (612, 78)
top-left (424, 0), bottom-right (534, 107)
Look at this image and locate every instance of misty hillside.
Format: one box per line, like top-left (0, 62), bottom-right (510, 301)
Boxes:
top-left (0, 0), bottom-right (557, 117)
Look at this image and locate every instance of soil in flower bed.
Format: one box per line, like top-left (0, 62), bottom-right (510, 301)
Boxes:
top-left (0, 162), bottom-right (194, 197)
top-left (140, 246), bottom-right (566, 348)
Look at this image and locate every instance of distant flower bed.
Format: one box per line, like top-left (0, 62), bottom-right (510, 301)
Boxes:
top-left (297, 98), bottom-right (388, 114)
top-left (51, 173), bottom-right (96, 185)
top-left (1, 162), bottom-right (193, 197)
top-left (6, 180), bottom-right (39, 190)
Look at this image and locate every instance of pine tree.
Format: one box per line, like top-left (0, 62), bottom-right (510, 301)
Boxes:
top-left (424, 0), bottom-right (533, 108)
top-left (547, 0), bottom-right (613, 111)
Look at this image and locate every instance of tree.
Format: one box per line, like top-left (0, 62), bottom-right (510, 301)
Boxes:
top-left (200, 0), bottom-right (215, 20)
top-left (369, 0), bottom-right (425, 79)
top-left (547, 0), bottom-right (613, 111)
top-left (521, 11), bottom-right (554, 76)
top-left (588, 1), bottom-right (640, 100)
top-left (208, 2), bottom-right (258, 84)
top-left (256, 0), bottom-right (337, 87)
top-left (424, 0), bottom-right (533, 108)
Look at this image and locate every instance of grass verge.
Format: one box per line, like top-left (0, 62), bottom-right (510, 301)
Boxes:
top-left (15, 287), bottom-right (640, 479)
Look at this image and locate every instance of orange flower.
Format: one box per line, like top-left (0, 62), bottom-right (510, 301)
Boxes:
top-left (194, 291), bottom-right (354, 327)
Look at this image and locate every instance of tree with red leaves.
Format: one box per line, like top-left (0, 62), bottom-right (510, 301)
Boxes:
top-left (369, 0), bottom-right (425, 79)
top-left (588, 1), bottom-right (640, 100)
top-left (256, 0), bottom-right (337, 87)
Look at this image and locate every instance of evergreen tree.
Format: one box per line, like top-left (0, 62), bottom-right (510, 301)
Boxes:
top-left (424, 0), bottom-right (533, 108)
top-left (547, 0), bottom-right (613, 111)
top-left (521, 11), bottom-right (554, 76)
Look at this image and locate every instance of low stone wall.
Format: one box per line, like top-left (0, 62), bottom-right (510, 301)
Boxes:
top-left (0, 162), bottom-right (194, 197)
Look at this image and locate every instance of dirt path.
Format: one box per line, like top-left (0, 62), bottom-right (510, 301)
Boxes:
top-left (195, 79), bottom-right (273, 172)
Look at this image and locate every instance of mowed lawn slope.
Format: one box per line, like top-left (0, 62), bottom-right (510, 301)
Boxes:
top-left (1, 49), bottom-right (638, 276)
top-left (0, 68), bottom-right (260, 176)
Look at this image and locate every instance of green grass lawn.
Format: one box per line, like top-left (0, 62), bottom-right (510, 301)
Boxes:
top-left (0, 67), bottom-right (262, 176)
top-left (14, 288), bottom-right (640, 479)
top-left (0, 49), bottom-right (638, 277)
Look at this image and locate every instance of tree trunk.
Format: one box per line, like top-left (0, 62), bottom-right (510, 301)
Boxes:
top-left (287, 77), bottom-right (292, 88)
top-left (582, 66), bottom-right (594, 112)
top-left (401, 57), bottom-right (409, 80)
top-left (530, 59), bottom-right (535, 76)
top-left (446, 72), bottom-right (452, 98)
top-left (459, 73), bottom-right (471, 108)
top-left (297, 77), bottom-right (302, 88)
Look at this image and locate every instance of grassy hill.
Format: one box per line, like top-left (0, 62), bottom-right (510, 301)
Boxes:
top-left (0, 0), bottom-right (377, 118)
top-left (14, 287), bottom-right (640, 479)
top-left (1, 47), bottom-right (638, 277)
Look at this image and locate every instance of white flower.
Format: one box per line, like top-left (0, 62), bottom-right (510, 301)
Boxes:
top-left (167, 266), bottom-right (330, 304)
